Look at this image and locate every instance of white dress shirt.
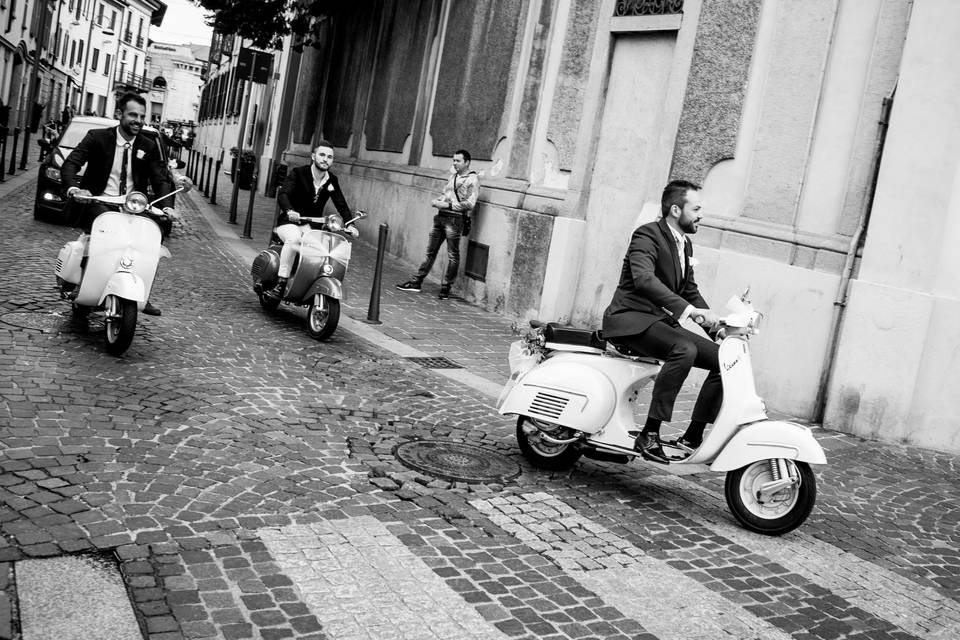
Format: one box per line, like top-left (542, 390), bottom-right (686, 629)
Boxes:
top-left (104, 127), bottom-right (135, 196)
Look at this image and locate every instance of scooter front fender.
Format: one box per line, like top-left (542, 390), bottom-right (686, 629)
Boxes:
top-left (498, 359), bottom-right (615, 433)
top-left (305, 277), bottom-right (342, 301)
top-left (709, 420), bottom-right (827, 472)
top-left (98, 272), bottom-right (146, 306)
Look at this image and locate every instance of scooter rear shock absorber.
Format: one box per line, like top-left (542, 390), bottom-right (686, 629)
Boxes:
top-left (769, 459), bottom-right (782, 481)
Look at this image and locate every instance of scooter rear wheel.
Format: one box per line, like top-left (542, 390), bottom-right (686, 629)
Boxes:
top-left (516, 415), bottom-right (583, 471)
top-left (724, 459), bottom-right (816, 536)
top-left (103, 295), bottom-right (137, 356)
top-left (258, 293), bottom-right (281, 311)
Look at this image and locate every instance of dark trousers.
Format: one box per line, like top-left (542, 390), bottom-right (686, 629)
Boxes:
top-left (618, 319), bottom-right (722, 425)
top-left (415, 212), bottom-right (463, 286)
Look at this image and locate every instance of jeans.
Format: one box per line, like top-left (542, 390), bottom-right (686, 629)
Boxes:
top-left (415, 212), bottom-right (463, 286)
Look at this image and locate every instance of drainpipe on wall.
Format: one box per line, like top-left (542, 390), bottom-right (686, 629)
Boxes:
top-left (812, 86), bottom-right (896, 423)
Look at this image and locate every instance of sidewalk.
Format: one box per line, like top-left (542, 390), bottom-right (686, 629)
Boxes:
top-left (180, 164), bottom-right (517, 394)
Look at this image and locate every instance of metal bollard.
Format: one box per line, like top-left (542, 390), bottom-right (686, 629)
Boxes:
top-left (204, 156), bottom-right (213, 197)
top-left (241, 167), bottom-right (257, 239)
top-left (210, 157), bottom-right (221, 205)
top-left (199, 153), bottom-right (208, 197)
top-left (364, 223), bottom-right (389, 324)
top-left (8, 127), bottom-right (19, 176)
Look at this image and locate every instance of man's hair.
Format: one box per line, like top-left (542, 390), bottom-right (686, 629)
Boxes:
top-left (661, 179), bottom-right (700, 217)
top-left (314, 141), bottom-right (335, 153)
top-left (116, 92), bottom-right (146, 112)
top-left (454, 149), bottom-right (471, 163)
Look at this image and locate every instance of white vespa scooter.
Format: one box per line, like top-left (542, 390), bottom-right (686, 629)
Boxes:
top-left (54, 187), bottom-right (187, 355)
top-left (498, 289), bottom-right (827, 535)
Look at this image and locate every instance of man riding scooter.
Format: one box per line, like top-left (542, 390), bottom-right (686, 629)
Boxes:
top-left (602, 179), bottom-right (720, 464)
top-left (61, 92), bottom-right (176, 316)
top-left (269, 141), bottom-right (358, 299)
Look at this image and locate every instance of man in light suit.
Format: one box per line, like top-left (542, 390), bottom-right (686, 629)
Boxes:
top-left (62, 92), bottom-right (176, 316)
top-left (602, 179), bottom-right (720, 463)
top-left (269, 141), bottom-right (357, 298)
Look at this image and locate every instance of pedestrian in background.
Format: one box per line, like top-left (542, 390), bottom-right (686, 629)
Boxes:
top-left (396, 149), bottom-right (479, 299)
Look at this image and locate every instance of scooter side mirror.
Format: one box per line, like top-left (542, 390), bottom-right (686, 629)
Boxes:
top-left (740, 286), bottom-right (751, 302)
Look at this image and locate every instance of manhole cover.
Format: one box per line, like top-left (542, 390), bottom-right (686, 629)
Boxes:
top-left (394, 440), bottom-right (520, 484)
top-left (0, 311), bottom-right (67, 332)
top-left (405, 356), bottom-right (463, 369)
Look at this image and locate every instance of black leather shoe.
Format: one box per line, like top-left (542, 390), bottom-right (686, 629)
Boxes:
top-left (143, 301), bottom-right (161, 316)
top-left (664, 436), bottom-right (701, 454)
top-left (266, 278), bottom-right (287, 299)
top-left (634, 432), bottom-right (671, 464)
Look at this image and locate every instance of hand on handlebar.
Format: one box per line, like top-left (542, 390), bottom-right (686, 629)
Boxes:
top-left (692, 308), bottom-right (719, 329)
top-left (346, 225), bottom-right (359, 238)
top-left (287, 210), bottom-right (301, 223)
top-left (161, 207), bottom-right (181, 222)
top-left (69, 188), bottom-right (93, 203)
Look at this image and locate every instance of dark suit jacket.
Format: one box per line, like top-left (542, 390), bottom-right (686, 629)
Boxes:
top-left (61, 127), bottom-right (174, 209)
top-left (602, 218), bottom-right (709, 339)
top-left (276, 165), bottom-right (351, 226)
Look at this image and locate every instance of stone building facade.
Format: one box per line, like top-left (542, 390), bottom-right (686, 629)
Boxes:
top-left (196, 0), bottom-right (960, 452)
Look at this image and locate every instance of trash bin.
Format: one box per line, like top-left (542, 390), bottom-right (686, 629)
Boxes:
top-left (266, 162), bottom-right (287, 198)
top-left (237, 156), bottom-right (255, 190)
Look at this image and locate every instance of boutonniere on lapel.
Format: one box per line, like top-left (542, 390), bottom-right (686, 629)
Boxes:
top-left (688, 257), bottom-right (700, 268)
top-left (136, 149), bottom-right (146, 160)
top-left (327, 183), bottom-right (335, 192)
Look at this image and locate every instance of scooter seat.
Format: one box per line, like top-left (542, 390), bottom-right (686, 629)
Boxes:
top-left (605, 338), bottom-right (661, 364)
top-left (543, 323), bottom-right (606, 351)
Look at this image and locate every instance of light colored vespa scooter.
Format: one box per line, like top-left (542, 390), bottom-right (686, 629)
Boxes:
top-left (55, 188), bottom-right (186, 355)
top-left (498, 289), bottom-right (827, 535)
top-left (251, 211), bottom-right (366, 341)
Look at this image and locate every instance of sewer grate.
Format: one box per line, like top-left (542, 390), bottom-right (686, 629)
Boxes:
top-left (405, 356), bottom-right (464, 369)
top-left (0, 311), bottom-right (68, 332)
top-left (394, 440), bottom-right (521, 484)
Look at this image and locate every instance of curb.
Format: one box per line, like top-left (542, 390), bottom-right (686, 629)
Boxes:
top-left (182, 188), bottom-right (505, 402)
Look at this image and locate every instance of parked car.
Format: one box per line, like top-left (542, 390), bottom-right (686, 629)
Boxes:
top-left (34, 116), bottom-right (182, 224)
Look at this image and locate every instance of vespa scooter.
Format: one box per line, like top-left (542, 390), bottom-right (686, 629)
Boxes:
top-left (250, 211), bottom-right (366, 341)
top-left (54, 187), bottom-right (187, 355)
top-left (497, 289), bottom-right (827, 535)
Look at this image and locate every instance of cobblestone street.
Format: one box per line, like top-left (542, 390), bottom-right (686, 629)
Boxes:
top-left (1, 169), bottom-right (959, 639)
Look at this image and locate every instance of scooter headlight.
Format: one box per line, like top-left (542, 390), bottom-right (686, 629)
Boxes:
top-left (124, 192), bottom-right (149, 214)
top-left (119, 255), bottom-right (134, 269)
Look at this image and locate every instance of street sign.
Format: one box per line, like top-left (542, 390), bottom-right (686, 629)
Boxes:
top-left (236, 47), bottom-right (273, 84)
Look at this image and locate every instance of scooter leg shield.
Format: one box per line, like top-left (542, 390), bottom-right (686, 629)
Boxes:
top-left (709, 421), bottom-right (827, 472)
top-left (98, 272), bottom-right (146, 306)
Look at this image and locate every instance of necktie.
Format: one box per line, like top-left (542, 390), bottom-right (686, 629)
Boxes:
top-left (119, 143), bottom-right (131, 195)
top-left (677, 236), bottom-right (685, 277)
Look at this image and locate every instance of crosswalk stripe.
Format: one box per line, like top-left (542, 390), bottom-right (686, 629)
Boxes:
top-left (16, 555), bottom-right (141, 640)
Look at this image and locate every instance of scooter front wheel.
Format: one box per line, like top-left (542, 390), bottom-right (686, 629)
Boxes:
top-left (725, 459), bottom-right (816, 536)
top-left (307, 294), bottom-right (340, 341)
top-left (516, 415), bottom-right (583, 471)
top-left (103, 295), bottom-right (137, 355)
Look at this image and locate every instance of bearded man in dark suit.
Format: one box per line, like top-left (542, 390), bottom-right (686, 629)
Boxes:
top-left (602, 179), bottom-right (721, 464)
top-left (61, 92), bottom-right (176, 316)
top-left (269, 141), bottom-right (357, 298)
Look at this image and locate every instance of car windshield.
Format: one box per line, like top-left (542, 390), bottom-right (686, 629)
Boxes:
top-left (57, 122), bottom-right (162, 155)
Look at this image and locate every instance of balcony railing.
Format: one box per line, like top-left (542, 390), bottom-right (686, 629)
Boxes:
top-left (114, 71), bottom-right (153, 92)
top-left (136, 35), bottom-right (144, 48)
top-left (123, 30), bottom-right (133, 44)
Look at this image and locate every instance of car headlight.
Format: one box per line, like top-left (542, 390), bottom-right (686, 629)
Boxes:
top-left (44, 166), bottom-right (61, 181)
top-left (123, 192), bottom-right (149, 214)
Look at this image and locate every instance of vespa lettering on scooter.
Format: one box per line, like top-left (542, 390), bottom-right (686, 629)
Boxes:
top-left (54, 186), bottom-right (188, 355)
top-left (250, 211), bottom-right (367, 341)
top-left (497, 291), bottom-right (827, 536)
